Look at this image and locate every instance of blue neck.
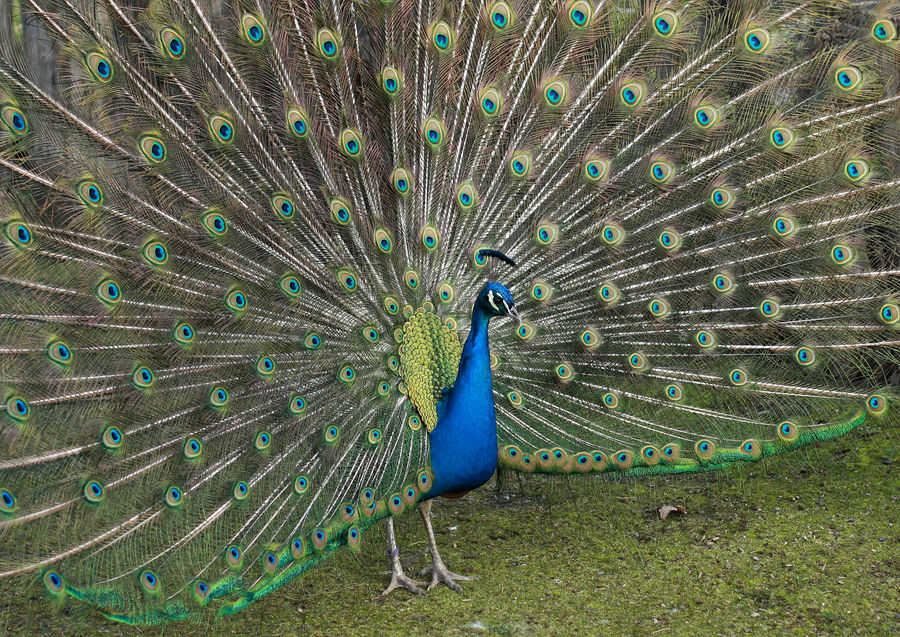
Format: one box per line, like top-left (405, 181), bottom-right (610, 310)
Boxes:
top-left (427, 303), bottom-right (498, 497)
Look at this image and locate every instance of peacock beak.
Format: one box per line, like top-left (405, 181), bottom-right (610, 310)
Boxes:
top-left (507, 305), bottom-right (523, 326)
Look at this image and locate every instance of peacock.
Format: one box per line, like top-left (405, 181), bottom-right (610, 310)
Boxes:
top-left (0, 0), bottom-right (897, 625)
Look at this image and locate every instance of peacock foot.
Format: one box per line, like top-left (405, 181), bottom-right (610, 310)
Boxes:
top-left (381, 568), bottom-right (426, 597)
top-left (419, 560), bottom-right (475, 593)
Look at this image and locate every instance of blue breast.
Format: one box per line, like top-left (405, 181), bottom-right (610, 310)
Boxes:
top-left (427, 304), bottom-right (498, 498)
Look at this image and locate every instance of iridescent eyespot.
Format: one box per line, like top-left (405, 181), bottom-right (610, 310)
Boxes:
top-left (367, 428), bottom-right (383, 445)
top-left (488, 1), bottom-right (514, 31)
top-left (456, 181), bottom-right (478, 210)
top-left (328, 197), bottom-right (350, 226)
top-left (437, 282), bottom-right (454, 303)
top-left (543, 78), bottom-right (568, 108)
top-left (771, 214), bottom-right (798, 239)
top-left (554, 362), bottom-right (574, 382)
top-left (580, 328), bottom-right (600, 350)
top-left (694, 439), bottom-right (715, 460)
top-left (142, 240), bottom-right (168, 266)
top-left (337, 269), bottom-right (358, 291)
top-left (232, 481), bottom-right (249, 500)
top-left (647, 298), bottom-right (670, 319)
top-left (1, 105), bottom-right (28, 135)
top-left (139, 134), bottom-right (166, 162)
top-left (225, 289), bottom-right (247, 312)
top-left (728, 368), bottom-right (748, 386)
top-left (386, 355), bottom-right (400, 373)
top-left (101, 425), bottom-right (124, 450)
top-left (794, 347), bottom-right (816, 367)
top-left (613, 450), bottom-right (634, 470)
top-left (693, 105), bottom-right (719, 129)
top-left (515, 320), bottom-right (535, 340)
top-left (665, 384), bottom-right (683, 401)
top-left (712, 272), bottom-right (734, 293)
top-left (324, 425), bottom-right (340, 444)
top-left (830, 244), bottom-right (853, 266)
top-left (262, 549), bottom-right (280, 573)
top-left (384, 296), bottom-right (400, 314)
top-left (225, 545), bottom-right (243, 569)
top-left (271, 193), bottom-right (294, 219)
top-left (695, 329), bottom-right (716, 349)
top-left (833, 66), bottom-right (861, 91)
top-left (209, 386), bottom-right (229, 409)
top-left (311, 528), bottom-right (328, 551)
top-left (879, 300), bottom-right (899, 325)
top-left (627, 352), bottom-right (648, 371)
top-left (430, 21), bottom-right (455, 52)
top-left (597, 281), bottom-right (621, 305)
top-left (242, 14), bottom-right (266, 45)
top-left (620, 81), bottom-right (645, 107)
top-left (408, 415), bottom-right (422, 431)
top-left (83, 479), bottom-right (105, 503)
top-left (641, 446), bottom-right (660, 466)
top-left (4, 221), bottom-right (32, 249)
top-left (866, 394), bottom-right (887, 415)
top-left (446, 316), bottom-right (458, 331)
top-left (507, 391), bottom-right (523, 407)
top-left (293, 475), bottom-right (310, 495)
top-left (843, 159), bottom-right (870, 183)
top-left (0, 489), bottom-right (16, 515)
top-left (140, 570), bottom-right (161, 593)
top-left (47, 339), bottom-right (73, 366)
top-left (759, 298), bottom-right (781, 319)
top-left (376, 380), bottom-right (390, 397)
top-left (391, 167), bottom-right (412, 195)
top-left (5, 395), bottom-right (30, 422)
top-left (872, 20), bottom-right (897, 42)
top-left (769, 126), bottom-right (795, 150)
top-left (382, 65), bottom-right (402, 96)
top-left (421, 225), bottom-right (440, 251)
top-left (710, 187), bottom-right (735, 210)
top-left (289, 395), bottom-right (307, 417)
top-left (279, 274), bottom-right (301, 298)
top-left (43, 571), bottom-right (64, 594)
top-left (208, 114), bottom-right (234, 143)
top-left (744, 28), bottom-right (770, 53)
top-left (338, 365), bottom-right (356, 384)
top-left (85, 52), bottom-right (113, 82)
top-left (417, 469), bottom-right (433, 493)
top-left (530, 281), bottom-right (551, 302)
top-left (777, 421), bottom-right (798, 443)
top-left (394, 327), bottom-right (404, 344)
top-left (662, 443), bottom-right (680, 462)
top-left (423, 115), bottom-right (446, 149)
top-left (583, 157), bottom-right (609, 183)
top-left (567, 0), bottom-right (592, 28)
top-left (649, 159), bottom-right (674, 185)
top-left (183, 437), bottom-right (202, 459)
top-left (165, 486), bottom-right (183, 508)
top-left (509, 150), bottom-right (532, 178)
top-left (657, 228), bottom-right (681, 251)
top-left (316, 28), bottom-right (340, 59)
top-left (201, 210), bottom-right (228, 236)
top-left (404, 269), bottom-right (420, 290)
top-left (652, 10), bottom-right (678, 37)
top-left (132, 365), bottom-right (154, 389)
top-left (254, 431), bottom-right (272, 451)
top-left (601, 222), bottom-right (625, 246)
top-left (339, 128), bottom-right (363, 157)
top-left (172, 321), bottom-right (195, 345)
top-left (193, 579), bottom-right (210, 601)
top-left (256, 355), bottom-right (276, 377)
top-left (159, 27), bottom-right (185, 59)
top-left (535, 223), bottom-right (558, 246)
top-left (287, 107), bottom-right (309, 138)
top-left (479, 87), bottom-right (503, 117)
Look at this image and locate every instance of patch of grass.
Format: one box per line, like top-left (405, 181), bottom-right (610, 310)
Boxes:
top-left (1, 420), bottom-right (897, 636)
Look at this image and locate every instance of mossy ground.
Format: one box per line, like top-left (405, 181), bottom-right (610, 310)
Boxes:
top-left (2, 420), bottom-right (897, 636)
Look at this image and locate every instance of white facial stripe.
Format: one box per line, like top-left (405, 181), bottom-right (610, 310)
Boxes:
top-left (487, 290), bottom-right (500, 311)
top-left (501, 298), bottom-right (511, 314)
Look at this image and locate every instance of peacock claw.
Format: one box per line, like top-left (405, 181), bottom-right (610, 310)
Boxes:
top-left (380, 571), bottom-right (426, 597)
top-left (420, 563), bottom-right (475, 593)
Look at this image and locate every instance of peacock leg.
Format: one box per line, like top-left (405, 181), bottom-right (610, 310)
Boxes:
top-left (417, 499), bottom-right (475, 592)
top-left (380, 517), bottom-right (426, 597)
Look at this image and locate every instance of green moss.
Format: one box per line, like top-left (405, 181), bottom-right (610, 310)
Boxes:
top-left (1, 419), bottom-right (897, 635)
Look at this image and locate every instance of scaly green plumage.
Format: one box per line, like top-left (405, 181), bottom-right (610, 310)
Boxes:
top-left (0, 0), bottom-right (897, 625)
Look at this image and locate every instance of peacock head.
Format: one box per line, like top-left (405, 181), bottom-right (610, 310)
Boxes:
top-left (476, 282), bottom-right (520, 322)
